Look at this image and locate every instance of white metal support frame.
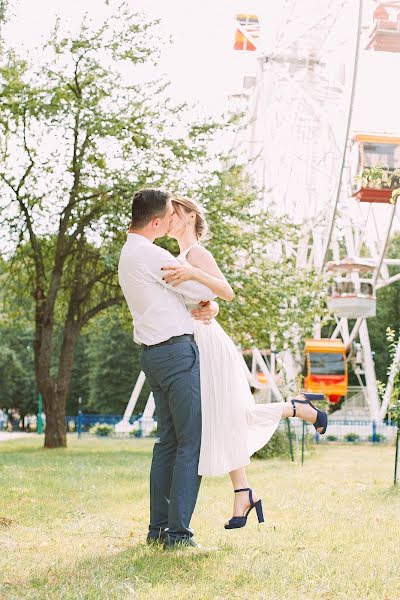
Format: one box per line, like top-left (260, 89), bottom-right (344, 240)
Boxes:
top-left (115, 371), bottom-right (156, 434)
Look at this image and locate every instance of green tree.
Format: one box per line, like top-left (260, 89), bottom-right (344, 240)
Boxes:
top-left (0, 4), bottom-right (215, 447)
top-left (0, 1), bottom-right (7, 27)
top-left (368, 234), bottom-right (400, 383)
top-left (183, 166), bottom-right (326, 350)
top-left (0, 345), bottom-right (24, 408)
top-left (0, 320), bottom-right (36, 412)
top-left (0, 3), bottom-right (327, 440)
top-left (84, 309), bottom-right (150, 414)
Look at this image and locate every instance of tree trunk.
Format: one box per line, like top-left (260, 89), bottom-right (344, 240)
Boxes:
top-left (44, 390), bottom-right (67, 448)
top-left (37, 318), bottom-right (79, 449)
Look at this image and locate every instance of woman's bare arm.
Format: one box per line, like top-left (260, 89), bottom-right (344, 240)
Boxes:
top-left (162, 246), bottom-right (234, 301)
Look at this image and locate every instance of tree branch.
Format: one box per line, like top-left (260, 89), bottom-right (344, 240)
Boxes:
top-left (76, 269), bottom-right (115, 303)
top-left (79, 297), bottom-right (122, 328)
top-left (44, 107), bottom-right (91, 322)
top-left (62, 204), bottom-right (103, 256)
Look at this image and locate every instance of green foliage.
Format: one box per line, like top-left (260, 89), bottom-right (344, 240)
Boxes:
top-left (359, 165), bottom-right (400, 204)
top-left (344, 432), bottom-right (360, 442)
top-left (83, 308), bottom-right (150, 414)
top-left (0, 345), bottom-right (24, 406)
top-left (129, 426), bottom-right (158, 438)
top-left (0, 320), bottom-right (36, 412)
top-left (89, 423), bottom-right (114, 437)
top-left (253, 428), bottom-right (291, 459)
top-left (188, 166), bottom-right (327, 350)
top-left (0, 0), bottom-right (6, 26)
top-left (326, 435), bottom-right (338, 441)
top-left (368, 433), bottom-right (386, 443)
top-left (385, 328), bottom-right (400, 420)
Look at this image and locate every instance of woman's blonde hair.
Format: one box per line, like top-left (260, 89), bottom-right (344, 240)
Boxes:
top-left (171, 195), bottom-right (210, 242)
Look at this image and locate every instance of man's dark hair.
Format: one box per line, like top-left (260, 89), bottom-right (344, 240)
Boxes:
top-left (130, 189), bottom-right (170, 229)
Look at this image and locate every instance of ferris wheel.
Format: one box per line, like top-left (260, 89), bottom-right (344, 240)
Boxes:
top-left (117, 1), bottom-right (400, 434)
top-left (232, 1), bottom-right (400, 422)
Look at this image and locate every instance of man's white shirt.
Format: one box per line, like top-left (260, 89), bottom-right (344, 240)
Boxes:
top-left (118, 233), bottom-right (215, 345)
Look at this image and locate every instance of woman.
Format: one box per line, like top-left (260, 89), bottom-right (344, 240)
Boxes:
top-left (162, 196), bottom-right (327, 529)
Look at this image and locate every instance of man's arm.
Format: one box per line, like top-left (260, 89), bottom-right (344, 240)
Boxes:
top-left (147, 246), bottom-right (215, 302)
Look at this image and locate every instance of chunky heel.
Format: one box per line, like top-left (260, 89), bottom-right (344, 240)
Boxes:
top-left (255, 499), bottom-right (265, 525)
top-left (224, 488), bottom-right (264, 530)
top-left (290, 393), bottom-right (328, 435)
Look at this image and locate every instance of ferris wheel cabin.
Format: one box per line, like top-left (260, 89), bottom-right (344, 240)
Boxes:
top-left (326, 258), bottom-right (376, 319)
top-left (366, 2), bottom-right (400, 52)
top-left (303, 339), bottom-right (347, 404)
top-left (351, 134), bottom-right (400, 203)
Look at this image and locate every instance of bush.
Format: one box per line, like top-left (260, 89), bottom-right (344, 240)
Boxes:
top-left (129, 426), bottom-right (158, 438)
top-left (368, 433), bottom-right (386, 443)
top-left (344, 432), bottom-right (360, 442)
top-left (326, 435), bottom-right (338, 442)
top-left (130, 429), bottom-right (142, 438)
top-left (89, 423), bottom-right (114, 437)
top-left (253, 429), bottom-right (291, 460)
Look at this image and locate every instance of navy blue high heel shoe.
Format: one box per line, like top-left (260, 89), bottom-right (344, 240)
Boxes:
top-left (224, 488), bottom-right (265, 529)
top-left (291, 392), bottom-right (328, 435)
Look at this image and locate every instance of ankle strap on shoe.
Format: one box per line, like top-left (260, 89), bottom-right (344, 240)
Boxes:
top-left (291, 399), bottom-right (296, 417)
top-left (234, 488), bottom-right (254, 507)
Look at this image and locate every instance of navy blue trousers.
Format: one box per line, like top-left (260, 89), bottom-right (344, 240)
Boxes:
top-left (140, 340), bottom-right (202, 541)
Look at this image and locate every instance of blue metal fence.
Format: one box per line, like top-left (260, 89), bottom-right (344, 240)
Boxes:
top-left (66, 414), bottom-right (140, 436)
top-left (279, 418), bottom-right (397, 444)
top-left (67, 414), bottom-right (398, 445)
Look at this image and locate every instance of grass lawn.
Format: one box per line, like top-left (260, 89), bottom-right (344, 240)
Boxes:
top-left (0, 437), bottom-right (399, 600)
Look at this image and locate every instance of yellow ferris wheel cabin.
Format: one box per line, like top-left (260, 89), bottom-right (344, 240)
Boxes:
top-left (304, 339), bottom-right (348, 404)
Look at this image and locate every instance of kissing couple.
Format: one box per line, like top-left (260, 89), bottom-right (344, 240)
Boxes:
top-left (118, 189), bottom-right (327, 550)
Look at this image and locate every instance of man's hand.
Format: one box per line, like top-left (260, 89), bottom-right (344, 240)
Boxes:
top-left (191, 300), bottom-right (219, 325)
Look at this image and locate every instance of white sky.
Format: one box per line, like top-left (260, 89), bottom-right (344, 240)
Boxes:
top-left (3, 0), bottom-right (399, 129)
top-left (2, 0), bottom-right (399, 245)
top-left (4, 0), bottom-right (271, 116)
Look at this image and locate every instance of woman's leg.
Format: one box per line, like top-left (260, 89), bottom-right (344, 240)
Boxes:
top-left (282, 393), bottom-right (324, 432)
top-left (227, 467), bottom-right (259, 521)
top-left (226, 394), bottom-right (323, 521)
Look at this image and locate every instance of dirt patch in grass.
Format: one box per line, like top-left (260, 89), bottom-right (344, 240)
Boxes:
top-left (0, 517), bottom-right (14, 528)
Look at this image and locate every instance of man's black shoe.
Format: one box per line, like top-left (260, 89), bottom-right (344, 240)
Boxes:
top-left (163, 535), bottom-right (203, 550)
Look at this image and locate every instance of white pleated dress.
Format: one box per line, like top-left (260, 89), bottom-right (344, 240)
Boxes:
top-left (178, 245), bottom-right (284, 477)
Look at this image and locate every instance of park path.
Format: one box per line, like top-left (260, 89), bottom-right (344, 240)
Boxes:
top-left (0, 432), bottom-right (33, 442)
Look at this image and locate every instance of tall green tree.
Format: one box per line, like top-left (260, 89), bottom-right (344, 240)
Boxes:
top-left (0, 4), bottom-right (215, 447)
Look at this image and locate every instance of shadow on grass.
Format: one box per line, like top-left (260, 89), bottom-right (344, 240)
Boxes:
top-left (2, 540), bottom-right (234, 599)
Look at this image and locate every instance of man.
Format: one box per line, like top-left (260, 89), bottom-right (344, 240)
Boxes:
top-left (118, 189), bottom-right (217, 549)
